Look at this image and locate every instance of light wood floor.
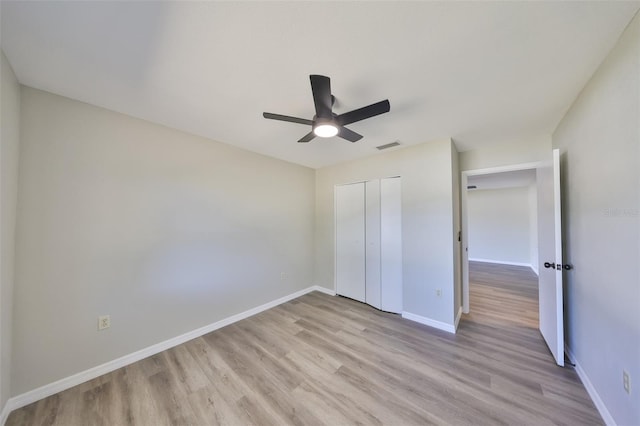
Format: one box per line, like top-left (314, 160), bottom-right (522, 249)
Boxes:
top-left (7, 262), bottom-right (602, 425)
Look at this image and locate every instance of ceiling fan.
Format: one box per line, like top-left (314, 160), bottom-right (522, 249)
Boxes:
top-left (263, 75), bottom-right (390, 143)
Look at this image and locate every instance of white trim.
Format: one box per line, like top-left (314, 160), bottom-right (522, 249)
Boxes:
top-left (1, 402), bottom-right (10, 426)
top-left (312, 285), bottom-right (336, 296)
top-left (333, 186), bottom-right (339, 297)
top-left (469, 258), bottom-right (533, 268)
top-left (1, 285), bottom-right (330, 421)
top-left (530, 263), bottom-right (539, 276)
top-left (454, 306), bottom-right (463, 330)
top-left (461, 162), bottom-right (542, 317)
top-left (402, 311), bottom-right (456, 334)
top-left (565, 344), bottom-right (615, 426)
top-left (469, 257), bottom-right (538, 275)
top-left (461, 173), bottom-right (470, 314)
top-left (464, 161), bottom-right (542, 177)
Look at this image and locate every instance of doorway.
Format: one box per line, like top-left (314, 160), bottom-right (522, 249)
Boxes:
top-left (461, 153), bottom-right (566, 366)
top-left (460, 162), bottom-right (540, 315)
top-left (463, 167), bottom-right (540, 328)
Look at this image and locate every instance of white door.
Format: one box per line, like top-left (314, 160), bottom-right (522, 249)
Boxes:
top-left (380, 177), bottom-right (402, 313)
top-left (537, 149), bottom-right (564, 366)
top-left (336, 183), bottom-right (366, 302)
top-left (365, 180), bottom-right (382, 309)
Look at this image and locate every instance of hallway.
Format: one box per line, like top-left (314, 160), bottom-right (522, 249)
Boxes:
top-left (466, 260), bottom-right (539, 328)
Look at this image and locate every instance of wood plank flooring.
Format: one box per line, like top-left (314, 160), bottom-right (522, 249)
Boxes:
top-left (7, 262), bottom-right (602, 425)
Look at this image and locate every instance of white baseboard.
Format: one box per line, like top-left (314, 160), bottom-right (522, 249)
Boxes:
top-left (454, 306), bottom-right (463, 330)
top-left (312, 285), bottom-right (336, 296)
top-left (469, 258), bottom-right (532, 268)
top-left (469, 258), bottom-right (538, 275)
top-left (402, 311), bottom-right (455, 334)
top-left (2, 285), bottom-right (329, 423)
top-left (0, 401), bottom-right (10, 426)
top-left (565, 344), bottom-right (615, 426)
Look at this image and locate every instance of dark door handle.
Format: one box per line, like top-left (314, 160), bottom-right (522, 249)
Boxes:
top-left (544, 262), bottom-right (573, 270)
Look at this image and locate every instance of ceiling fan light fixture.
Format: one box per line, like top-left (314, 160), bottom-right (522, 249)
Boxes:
top-left (313, 122), bottom-right (339, 138)
top-left (263, 74), bottom-right (389, 143)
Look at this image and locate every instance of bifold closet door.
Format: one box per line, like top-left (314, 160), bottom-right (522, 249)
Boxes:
top-left (380, 177), bottom-right (402, 313)
top-left (365, 180), bottom-right (382, 309)
top-left (335, 183), bottom-right (366, 302)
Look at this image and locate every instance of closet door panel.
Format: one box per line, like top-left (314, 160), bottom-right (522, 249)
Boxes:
top-left (365, 180), bottom-right (381, 309)
top-left (335, 183), bottom-right (366, 302)
top-left (380, 177), bottom-right (403, 313)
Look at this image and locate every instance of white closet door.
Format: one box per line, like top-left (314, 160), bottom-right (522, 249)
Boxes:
top-left (380, 177), bottom-right (402, 313)
top-left (335, 183), bottom-right (366, 302)
top-left (365, 180), bottom-right (381, 309)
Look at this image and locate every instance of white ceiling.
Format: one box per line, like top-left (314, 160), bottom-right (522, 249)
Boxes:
top-left (2, 1), bottom-right (638, 169)
top-left (467, 169), bottom-right (536, 191)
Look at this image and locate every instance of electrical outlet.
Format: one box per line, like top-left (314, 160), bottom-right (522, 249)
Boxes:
top-left (436, 289), bottom-right (442, 297)
top-left (623, 371), bottom-right (631, 394)
top-left (281, 272), bottom-right (287, 281)
top-left (98, 315), bottom-right (111, 331)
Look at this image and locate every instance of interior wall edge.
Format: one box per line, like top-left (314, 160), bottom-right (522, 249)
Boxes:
top-left (454, 306), bottom-right (463, 331)
top-left (0, 48), bottom-right (22, 424)
top-left (401, 311), bottom-right (456, 334)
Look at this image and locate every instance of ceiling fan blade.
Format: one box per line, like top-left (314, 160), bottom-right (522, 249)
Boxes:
top-left (337, 126), bottom-right (363, 143)
top-left (263, 112), bottom-right (313, 126)
top-left (298, 131), bottom-right (316, 143)
top-left (310, 75), bottom-right (332, 118)
top-left (336, 100), bottom-right (390, 126)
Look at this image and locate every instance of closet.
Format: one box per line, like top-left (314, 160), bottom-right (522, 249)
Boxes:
top-left (335, 177), bottom-right (402, 313)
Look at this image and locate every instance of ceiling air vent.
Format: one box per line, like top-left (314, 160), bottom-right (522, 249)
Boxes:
top-left (376, 141), bottom-right (401, 150)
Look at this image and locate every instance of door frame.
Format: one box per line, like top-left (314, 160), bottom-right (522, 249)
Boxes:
top-left (460, 161), bottom-right (541, 313)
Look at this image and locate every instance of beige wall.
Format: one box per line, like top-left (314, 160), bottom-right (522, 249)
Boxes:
top-left (459, 136), bottom-right (551, 172)
top-left (11, 87), bottom-right (315, 394)
top-left (0, 51), bottom-right (21, 414)
top-left (552, 12), bottom-right (640, 425)
top-left (467, 187), bottom-right (532, 265)
top-left (315, 139), bottom-right (458, 325)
